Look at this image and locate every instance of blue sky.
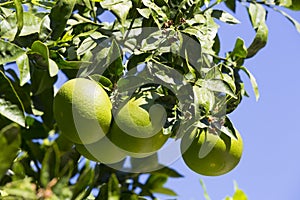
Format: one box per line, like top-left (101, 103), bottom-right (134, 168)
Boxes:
top-left (163, 3), bottom-right (300, 200)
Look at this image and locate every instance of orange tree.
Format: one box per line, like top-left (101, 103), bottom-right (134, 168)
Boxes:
top-left (0, 0), bottom-right (299, 199)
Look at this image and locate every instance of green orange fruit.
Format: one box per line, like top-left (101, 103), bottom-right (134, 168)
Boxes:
top-left (53, 78), bottom-right (112, 144)
top-left (180, 128), bottom-right (243, 176)
top-left (109, 92), bottom-right (169, 158)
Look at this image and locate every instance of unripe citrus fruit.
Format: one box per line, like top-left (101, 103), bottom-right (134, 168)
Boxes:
top-left (287, 0), bottom-right (300, 10)
top-left (109, 92), bottom-right (169, 158)
top-left (75, 135), bottom-right (127, 164)
top-left (180, 128), bottom-right (243, 176)
top-left (53, 78), bottom-right (112, 144)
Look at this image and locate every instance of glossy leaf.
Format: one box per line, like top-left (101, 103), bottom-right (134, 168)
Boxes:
top-left (13, 0), bottom-right (23, 38)
top-left (49, 0), bottom-right (76, 40)
top-left (0, 123), bottom-right (21, 179)
top-left (16, 53), bottom-right (30, 86)
top-left (231, 37), bottom-right (247, 58)
top-left (274, 8), bottom-right (300, 33)
top-left (247, 3), bottom-right (268, 58)
top-left (239, 66), bottom-right (259, 101)
top-left (100, 0), bottom-right (132, 26)
top-left (212, 10), bottom-right (240, 24)
top-left (0, 71), bottom-right (25, 127)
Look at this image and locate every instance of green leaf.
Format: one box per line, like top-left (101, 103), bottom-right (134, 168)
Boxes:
top-left (16, 53), bottom-right (30, 86)
top-left (193, 86), bottom-right (215, 115)
top-left (0, 39), bottom-right (26, 65)
top-left (0, 123), bottom-right (21, 179)
top-left (200, 179), bottom-right (211, 200)
top-left (108, 173), bottom-right (120, 199)
top-left (100, 0), bottom-right (132, 26)
top-left (0, 70), bottom-right (25, 127)
top-left (239, 66), bottom-right (259, 101)
top-left (274, 8), bottom-right (300, 33)
top-left (49, 59), bottom-right (59, 77)
top-left (142, 0), bottom-right (168, 21)
top-left (0, 177), bottom-right (36, 199)
top-left (231, 37), bottom-right (247, 58)
top-left (152, 166), bottom-right (184, 178)
top-left (212, 10), bottom-right (240, 24)
top-left (72, 162), bottom-right (94, 199)
top-left (151, 187), bottom-right (177, 196)
top-left (31, 40), bottom-right (59, 77)
top-left (137, 8), bottom-right (151, 19)
top-left (144, 174), bottom-right (168, 190)
top-left (246, 3), bottom-right (268, 58)
top-left (224, 0), bottom-right (236, 12)
top-left (198, 79), bottom-right (236, 98)
top-left (13, 0), bottom-right (23, 38)
top-left (49, 0), bottom-right (76, 40)
top-left (40, 145), bottom-right (60, 188)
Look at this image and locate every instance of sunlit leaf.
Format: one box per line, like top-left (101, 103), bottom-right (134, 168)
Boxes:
top-left (239, 66), bottom-right (259, 101)
top-left (212, 10), bottom-right (240, 24)
top-left (100, 0), bottom-right (132, 27)
top-left (16, 53), bottom-right (30, 86)
top-left (13, 0), bottom-right (23, 38)
top-left (247, 3), bottom-right (268, 58)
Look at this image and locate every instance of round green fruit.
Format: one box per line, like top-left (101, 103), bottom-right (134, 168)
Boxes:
top-left (109, 92), bottom-right (169, 158)
top-left (53, 78), bottom-right (112, 144)
top-left (180, 128), bottom-right (243, 176)
top-left (287, 0), bottom-right (300, 10)
top-left (75, 135), bottom-right (127, 164)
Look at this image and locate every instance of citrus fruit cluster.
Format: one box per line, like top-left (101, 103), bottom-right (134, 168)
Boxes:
top-left (53, 78), bottom-right (243, 176)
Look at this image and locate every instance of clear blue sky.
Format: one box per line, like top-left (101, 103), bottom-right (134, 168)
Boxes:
top-left (163, 4), bottom-right (300, 200)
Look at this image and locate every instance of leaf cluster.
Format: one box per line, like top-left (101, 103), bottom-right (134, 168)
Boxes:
top-left (0, 0), bottom-right (299, 199)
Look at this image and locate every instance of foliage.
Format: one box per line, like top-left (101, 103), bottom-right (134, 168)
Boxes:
top-left (0, 0), bottom-right (299, 199)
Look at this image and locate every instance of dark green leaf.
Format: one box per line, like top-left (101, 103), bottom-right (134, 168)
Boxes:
top-left (0, 70), bottom-right (25, 127)
top-left (49, 0), bottom-right (76, 40)
top-left (40, 145), bottom-right (60, 188)
top-left (72, 162), bottom-right (94, 199)
top-left (212, 10), bottom-right (240, 24)
top-left (108, 173), bottom-right (120, 199)
top-left (224, 0), bottom-right (236, 12)
top-left (144, 174), bottom-right (168, 190)
top-left (0, 123), bottom-right (21, 179)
